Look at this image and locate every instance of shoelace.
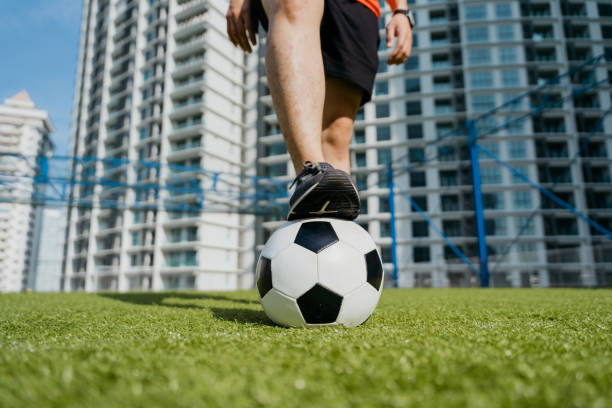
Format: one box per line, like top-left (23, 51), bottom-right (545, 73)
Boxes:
top-left (289, 161), bottom-right (321, 189)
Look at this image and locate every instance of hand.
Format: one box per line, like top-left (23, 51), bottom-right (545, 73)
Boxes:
top-left (226, 0), bottom-right (257, 53)
top-left (386, 13), bottom-right (413, 65)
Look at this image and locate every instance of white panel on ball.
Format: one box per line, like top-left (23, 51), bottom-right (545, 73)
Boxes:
top-left (336, 283), bottom-right (381, 326)
top-left (261, 289), bottom-right (305, 327)
top-left (261, 221), bottom-right (301, 259)
top-left (317, 241), bottom-right (367, 296)
top-left (271, 244), bottom-right (318, 298)
top-left (329, 219), bottom-right (377, 254)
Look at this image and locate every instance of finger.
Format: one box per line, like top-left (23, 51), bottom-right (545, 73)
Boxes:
top-left (226, 15), bottom-right (239, 47)
top-left (243, 7), bottom-right (257, 46)
top-left (389, 27), bottom-right (404, 64)
top-left (242, 13), bottom-right (256, 49)
top-left (234, 17), bottom-right (251, 52)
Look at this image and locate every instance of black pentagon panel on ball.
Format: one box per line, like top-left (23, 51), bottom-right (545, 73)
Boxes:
top-left (256, 256), bottom-right (273, 298)
top-left (294, 221), bottom-right (339, 254)
top-left (365, 250), bottom-right (383, 290)
top-left (297, 284), bottom-right (343, 324)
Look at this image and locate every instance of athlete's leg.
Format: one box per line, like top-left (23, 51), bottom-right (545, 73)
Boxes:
top-left (321, 77), bottom-right (362, 174)
top-left (261, 0), bottom-right (325, 174)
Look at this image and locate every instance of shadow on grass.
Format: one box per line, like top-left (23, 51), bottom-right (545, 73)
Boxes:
top-left (99, 292), bottom-right (272, 326)
top-left (209, 307), bottom-right (274, 326)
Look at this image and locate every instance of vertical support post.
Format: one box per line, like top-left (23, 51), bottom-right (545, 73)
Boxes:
top-left (387, 163), bottom-right (399, 287)
top-left (37, 156), bottom-right (49, 183)
top-left (467, 120), bottom-right (489, 287)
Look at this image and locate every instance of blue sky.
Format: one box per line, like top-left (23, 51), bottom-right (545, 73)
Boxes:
top-left (0, 0), bottom-right (82, 155)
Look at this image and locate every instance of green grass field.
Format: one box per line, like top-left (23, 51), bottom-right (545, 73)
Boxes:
top-left (1, 289), bottom-right (611, 408)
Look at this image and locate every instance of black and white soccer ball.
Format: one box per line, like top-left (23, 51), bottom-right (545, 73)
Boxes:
top-left (256, 218), bottom-right (384, 327)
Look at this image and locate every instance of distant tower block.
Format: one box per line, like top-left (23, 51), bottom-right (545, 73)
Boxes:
top-left (0, 91), bottom-right (54, 292)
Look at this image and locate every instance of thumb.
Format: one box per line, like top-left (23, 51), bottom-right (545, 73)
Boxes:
top-left (386, 22), bottom-right (394, 48)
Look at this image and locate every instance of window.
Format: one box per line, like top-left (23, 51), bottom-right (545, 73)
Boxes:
top-left (185, 251), bottom-right (197, 266)
top-left (186, 227), bottom-right (198, 241)
top-left (517, 243), bottom-right (537, 263)
top-left (509, 141), bottom-right (526, 158)
top-left (376, 103), bottom-right (390, 118)
top-left (413, 246), bottom-right (430, 263)
top-left (495, 3), bottom-right (512, 18)
top-left (405, 101), bottom-right (422, 116)
top-left (375, 81), bottom-right (389, 95)
top-left (470, 71), bottom-right (493, 89)
top-left (377, 148), bottom-right (391, 164)
top-left (486, 218), bottom-right (507, 235)
top-left (481, 167), bottom-right (502, 184)
top-left (379, 196), bottom-right (390, 212)
top-left (513, 191), bottom-right (532, 209)
top-left (479, 142), bottom-right (499, 158)
top-left (497, 25), bottom-right (514, 41)
top-left (265, 163), bottom-right (286, 177)
top-left (412, 221), bottom-right (429, 237)
top-left (409, 148), bottom-right (425, 164)
top-left (440, 170), bottom-right (458, 186)
top-left (472, 94), bottom-right (495, 112)
top-left (507, 120), bottom-right (524, 135)
top-left (377, 126), bottom-right (391, 141)
top-left (465, 5), bottom-right (487, 21)
top-left (407, 124), bottom-right (423, 139)
top-left (378, 59), bottom-right (387, 73)
top-left (599, 3), bottom-right (612, 18)
top-left (355, 108), bottom-right (365, 121)
top-left (355, 174), bottom-right (367, 190)
top-left (355, 152), bottom-right (367, 167)
top-left (484, 192), bottom-right (505, 210)
top-left (405, 78), bottom-right (421, 93)
top-left (467, 27), bottom-right (489, 43)
top-left (405, 56), bottom-right (419, 71)
top-left (354, 128), bottom-right (365, 144)
top-left (133, 210), bottom-right (143, 224)
top-left (380, 221), bottom-right (391, 238)
top-left (412, 196), bottom-right (428, 211)
top-left (410, 172), bottom-right (426, 187)
top-left (443, 220), bottom-right (462, 237)
top-left (515, 217), bottom-right (535, 235)
top-left (502, 70), bottom-right (520, 87)
top-left (512, 166), bottom-right (528, 184)
top-left (499, 47), bottom-right (517, 64)
top-left (468, 48), bottom-right (492, 66)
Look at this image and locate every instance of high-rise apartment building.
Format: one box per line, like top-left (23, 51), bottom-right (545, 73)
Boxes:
top-left (62, 0), bottom-right (258, 292)
top-left (0, 91), bottom-right (54, 292)
top-left (256, 0), bottom-right (612, 287)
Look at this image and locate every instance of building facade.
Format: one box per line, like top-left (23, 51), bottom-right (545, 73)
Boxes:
top-left (256, 0), bottom-right (612, 287)
top-left (0, 91), bottom-right (54, 292)
top-left (62, 0), bottom-right (258, 292)
top-left (34, 208), bottom-right (67, 292)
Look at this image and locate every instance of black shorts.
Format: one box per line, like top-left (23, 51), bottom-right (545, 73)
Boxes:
top-left (251, 0), bottom-right (379, 105)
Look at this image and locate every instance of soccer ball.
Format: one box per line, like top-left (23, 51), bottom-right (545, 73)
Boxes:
top-left (256, 218), bottom-right (384, 327)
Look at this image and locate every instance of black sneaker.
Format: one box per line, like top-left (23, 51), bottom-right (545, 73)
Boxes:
top-left (287, 161), bottom-right (360, 221)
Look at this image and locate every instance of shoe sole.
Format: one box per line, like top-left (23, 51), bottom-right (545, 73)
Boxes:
top-left (287, 172), bottom-right (360, 221)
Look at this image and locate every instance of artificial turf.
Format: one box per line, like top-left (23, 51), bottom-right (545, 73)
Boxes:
top-left (0, 289), bottom-right (611, 408)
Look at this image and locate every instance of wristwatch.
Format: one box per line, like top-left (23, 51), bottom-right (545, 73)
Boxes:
top-left (393, 8), bottom-right (415, 29)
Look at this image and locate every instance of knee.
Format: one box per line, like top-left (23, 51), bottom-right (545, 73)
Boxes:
top-left (322, 118), bottom-right (353, 147)
top-left (266, 0), bottom-right (320, 24)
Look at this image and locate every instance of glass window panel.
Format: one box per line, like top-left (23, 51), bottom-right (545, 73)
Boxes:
top-left (470, 71), bottom-right (493, 88)
top-left (468, 48), bottom-right (492, 66)
top-left (467, 26), bottom-right (489, 43)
